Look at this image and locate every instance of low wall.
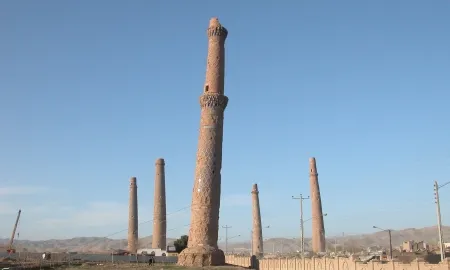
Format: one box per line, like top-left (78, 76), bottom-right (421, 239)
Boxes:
top-left (4, 252), bottom-right (449, 270)
top-left (0, 252), bottom-right (177, 264)
top-left (225, 255), bottom-right (450, 270)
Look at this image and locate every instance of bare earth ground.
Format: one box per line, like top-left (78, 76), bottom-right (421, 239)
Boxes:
top-left (0, 260), bottom-right (247, 270)
top-left (61, 264), bottom-right (247, 270)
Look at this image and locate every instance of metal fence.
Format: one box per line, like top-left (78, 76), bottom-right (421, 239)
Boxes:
top-left (0, 252), bottom-right (178, 264)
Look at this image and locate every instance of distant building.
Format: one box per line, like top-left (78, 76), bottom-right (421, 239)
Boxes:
top-left (402, 241), bottom-right (414, 252)
top-left (136, 248), bottom-right (166, 256)
top-left (401, 240), bottom-right (429, 252)
top-left (414, 241), bottom-right (429, 251)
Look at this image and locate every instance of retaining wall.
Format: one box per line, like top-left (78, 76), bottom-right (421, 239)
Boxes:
top-left (225, 255), bottom-right (450, 270)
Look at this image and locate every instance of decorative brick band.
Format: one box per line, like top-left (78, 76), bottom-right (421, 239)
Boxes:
top-left (200, 94), bottom-right (229, 110)
top-left (207, 26), bottom-right (228, 39)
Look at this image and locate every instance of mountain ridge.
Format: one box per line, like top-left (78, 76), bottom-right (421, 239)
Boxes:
top-left (0, 226), bottom-right (447, 253)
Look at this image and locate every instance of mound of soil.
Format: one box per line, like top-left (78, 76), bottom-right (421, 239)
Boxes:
top-left (0, 256), bottom-right (16, 262)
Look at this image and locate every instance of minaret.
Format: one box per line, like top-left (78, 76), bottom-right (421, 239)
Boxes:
top-left (127, 177), bottom-right (138, 254)
top-left (251, 184), bottom-right (264, 257)
top-left (178, 17), bottom-right (229, 267)
top-left (309, 158), bottom-right (326, 253)
top-left (152, 158), bottom-right (167, 250)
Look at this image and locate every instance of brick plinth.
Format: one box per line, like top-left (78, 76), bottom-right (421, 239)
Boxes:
top-left (178, 246), bottom-right (225, 266)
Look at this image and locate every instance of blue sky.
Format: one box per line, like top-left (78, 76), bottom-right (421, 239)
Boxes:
top-left (0, 1), bottom-right (449, 243)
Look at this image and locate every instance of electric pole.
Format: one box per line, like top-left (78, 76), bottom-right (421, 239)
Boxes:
top-left (222, 225), bottom-right (232, 254)
top-left (334, 236), bottom-right (337, 253)
top-left (373, 226), bottom-right (393, 260)
top-left (292, 194), bottom-right (309, 258)
top-left (434, 181), bottom-right (445, 261)
top-left (342, 232), bottom-right (345, 253)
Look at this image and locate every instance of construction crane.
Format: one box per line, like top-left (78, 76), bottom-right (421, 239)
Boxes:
top-left (6, 209), bottom-right (21, 253)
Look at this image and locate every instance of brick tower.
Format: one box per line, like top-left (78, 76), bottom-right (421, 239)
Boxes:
top-left (251, 184), bottom-right (264, 257)
top-left (177, 17), bottom-right (229, 267)
top-left (127, 177), bottom-right (138, 253)
top-left (152, 158), bottom-right (166, 250)
top-left (309, 158), bottom-right (326, 253)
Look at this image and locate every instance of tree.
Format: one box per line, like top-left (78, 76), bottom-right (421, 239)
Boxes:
top-left (174, 235), bottom-right (188, 253)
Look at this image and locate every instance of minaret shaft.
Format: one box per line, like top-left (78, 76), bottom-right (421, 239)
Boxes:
top-left (128, 177), bottom-right (138, 253)
top-left (251, 184), bottom-right (264, 257)
top-left (178, 17), bottom-right (229, 267)
top-left (205, 37), bottom-right (225, 95)
top-left (309, 158), bottom-right (326, 253)
top-left (152, 158), bottom-right (166, 250)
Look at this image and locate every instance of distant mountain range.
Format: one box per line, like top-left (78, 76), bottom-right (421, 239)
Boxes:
top-left (241, 226), bottom-right (448, 254)
top-left (0, 226), bottom-right (447, 254)
top-left (0, 236), bottom-right (177, 254)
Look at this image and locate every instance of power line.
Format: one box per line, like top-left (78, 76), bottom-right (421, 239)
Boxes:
top-left (76, 205), bottom-right (191, 256)
top-left (292, 194), bottom-right (309, 258)
top-left (222, 225), bottom-right (232, 254)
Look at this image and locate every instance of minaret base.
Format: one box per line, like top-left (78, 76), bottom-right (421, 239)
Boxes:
top-left (177, 246), bottom-right (225, 267)
top-left (254, 253), bottom-right (263, 259)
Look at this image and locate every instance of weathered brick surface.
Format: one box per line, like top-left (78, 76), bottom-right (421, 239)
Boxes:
top-left (252, 184), bottom-right (264, 257)
top-left (178, 17), bottom-right (229, 267)
top-left (310, 157), bottom-right (326, 253)
top-left (152, 158), bottom-right (166, 249)
top-left (127, 177), bottom-right (138, 253)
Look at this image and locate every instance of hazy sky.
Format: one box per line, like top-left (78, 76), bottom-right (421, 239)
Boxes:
top-left (0, 0), bottom-right (449, 244)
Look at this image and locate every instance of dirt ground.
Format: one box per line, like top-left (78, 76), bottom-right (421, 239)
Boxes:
top-left (60, 263), bottom-right (247, 270)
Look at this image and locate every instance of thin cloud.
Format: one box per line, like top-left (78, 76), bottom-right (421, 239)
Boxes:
top-left (0, 186), bottom-right (49, 196)
top-left (34, 201), bottom-right (192, 239)
top-left (1, 193), bottom-right (191, 239)
top-left (38, 201), bottom-right (128, 228)
top-left (38, 201), bottom-right (192, 228)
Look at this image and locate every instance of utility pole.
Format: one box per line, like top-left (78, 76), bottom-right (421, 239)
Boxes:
top-left (342, 232), bottom-right (345, 254)
top-left (334, 236), bottom-right (337, 253)
top-left (373, 226), bottom-right (393, 260)
top-left (222, 225), bottom-right (232, 254)
top-left (388, 230), bottom-right (393, 260)
top-left (434, 181), bottom-right (445, 261)
top-left (292, 194), bottom-right (309, 258)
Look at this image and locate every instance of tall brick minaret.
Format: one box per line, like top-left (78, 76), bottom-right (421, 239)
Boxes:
top-left (309, 158), bottom-right (326, 253)
top-left (251, 184), bottom-right (264, 257)
top-left (178, 17), bottom-right (229, 267)
top-left (152, 158), bottom-right (167, 250)
top-left (127, 177), bottom-right (138, 254)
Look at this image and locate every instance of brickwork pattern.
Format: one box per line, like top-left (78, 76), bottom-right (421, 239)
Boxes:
top-left (310, 157), bottom-right (326, 253)
top-left (252, 184), bottom-right (264, 257)
top-left (152, 158), bottom-right (166, 249)
top-left (127, 177), bottom-right (138, 253)
top-left (177, 17), bottom-right (229, 267)
top-left (225, 255), bottom-right (450, 270)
